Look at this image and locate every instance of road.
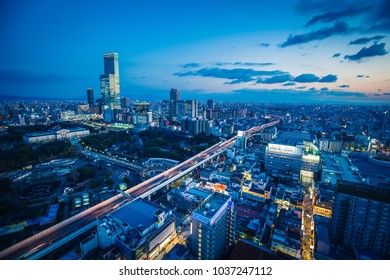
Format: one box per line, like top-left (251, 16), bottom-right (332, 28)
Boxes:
top-left (81, 149), bottom-right (144, 172)
top-left (301, 187), bottom-right (315, 260)
top-left (0, 120), bottom-right (278, 260)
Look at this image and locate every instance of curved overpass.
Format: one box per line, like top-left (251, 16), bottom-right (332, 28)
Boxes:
top-left (0, 120), bottom-right (279, 260)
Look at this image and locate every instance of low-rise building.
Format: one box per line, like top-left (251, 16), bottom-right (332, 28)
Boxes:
top-left (274, 184), bottom-right (303, 210)
top-left (23, 127), bottom-right (90, 143)
top-left (270, 209), bottom-right (302, 259)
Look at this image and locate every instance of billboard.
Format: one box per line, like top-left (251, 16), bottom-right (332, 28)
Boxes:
top-left (268, 143), bottom-right (302, 155)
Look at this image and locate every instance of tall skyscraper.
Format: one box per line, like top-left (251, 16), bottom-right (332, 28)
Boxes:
top-left (191, 192), bottom-right (235, 260)
top-left (330, 180), bottom-right (390, 258)
top-left (169, 88), bottom-right (180, 120)
top-left (87, 88), bottom-right (94, 107)
top-left (177, 100), bottom-right (198, 119)
top-left (100, 52), bottom-right (120, 110)
top-left (170, 88), bottom-right (180, 101)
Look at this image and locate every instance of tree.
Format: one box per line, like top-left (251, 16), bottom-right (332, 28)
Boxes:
top-left (0, 178), bottom-right (12, 193)
top-left (89, 178), bottom-right (101, 189)
top-left (77, 166), bottom-right (96, 181)
top-left (123, 176), bottom-right (132, 186)
top-left (105, 178), bottom-right (114, 187)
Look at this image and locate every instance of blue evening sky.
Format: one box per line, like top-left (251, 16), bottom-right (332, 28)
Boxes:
top-left (1, 0), bottom-right (389, 103)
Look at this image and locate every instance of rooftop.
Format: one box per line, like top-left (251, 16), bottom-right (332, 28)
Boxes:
top-left (192, 192), bottom-right (231, 225)
top-left (236, 204), bottom-right (261, 220)
top-left (186, 188), bottom-right (212, 200)
top-left (337, 180), bottom-right (390, 204)
top-left (321, 153), bottom-right (362, 184)
top-left (111, 199), bottom-right (165, 229)
top-left (229, 239), bottom-right (293, 260)
top-left (274, 131), bottom-right (314, 145)
top-left (25, 127), bottom-right (88, 137)
top-left (353, 155), bottom-right (390, 179)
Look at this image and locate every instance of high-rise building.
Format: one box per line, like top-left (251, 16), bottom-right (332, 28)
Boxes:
top-left (121, 96), bottom-right (130, 109)
top-left (170, 90), bottom-right (178, 119)
top-left (236, 131), bottom-right (247, 149)
top-left (177, 100), bottom-right (198, 119)
top-left (207, 99), bottom-right (214, 109)
top-left (100, 52), bottom-right (120, 110)
top-left (330, 180), bottom-right (390, 258)
top-left (87, 88), bottom-right (94, 107)
top-left (180, 117), bottom-right (212, 135)
top-left (170, 88), bottom-right (180, 101)
top-left (191, 192), bottom-right (235, 260)
top-left (169, 88), bottom-right (180, 120)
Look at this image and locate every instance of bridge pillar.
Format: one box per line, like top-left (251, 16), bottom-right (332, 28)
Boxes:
top-left (147, 194), bottom-right (151, 201)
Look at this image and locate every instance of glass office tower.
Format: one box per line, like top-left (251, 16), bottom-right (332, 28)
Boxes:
top-left (100, 52), bottom-right (120, 110)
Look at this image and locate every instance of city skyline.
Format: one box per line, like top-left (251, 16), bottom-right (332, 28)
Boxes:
top-left (1, 0), bottom-right (390, 103)
top-left (0, 97), bottom-right (389, 260)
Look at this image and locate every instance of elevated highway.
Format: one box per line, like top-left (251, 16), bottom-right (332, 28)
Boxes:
top-left (82, 149), bottom-right (144, 172)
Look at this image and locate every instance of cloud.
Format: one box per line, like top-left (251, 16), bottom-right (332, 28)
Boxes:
top-left (367, 0), bottom-right (390, 32)
top-left (215, 62), bottom-right (274, 67)
top-left (226, 87), bottom-right (381, 104)
top-left (295, 0), bottom-right (390, 32)
top-left (308, 87), bottom-right (316, 91)
top-left (233, 62), bottom-right (275, 67)
top-left (294, 73), bottom-right (320, 83)
top-left (356, 74), bottom-right (369, 78)
top-left (257, 74), bottom-right (293, 84)
top-left (384, 93), bottom-right (390, 96)
top-left (296, 86), bottom-right (307, 89)
top-left (349, 35), bottom-right (386, 45)
top-left (339, 84), bottom-right (350, 88)
top-left (290, 73), bottom-right (338, 84)
top-left (283, 82), bottom-right (296, 86)
top-left (225, 80), bottom-right (245, 85)
top-left (182, 63), bottom-right (202, 68)
top-left (174, 67), bottom-right (287, 84)
top-left (259, 43), bottom-right (270, 47)
top-left (176, 68), bottom-right (339, 86)
top-left (323, 91), bottom-right (367, 97)
top-left (373, 93), bottom-right (382, 96)
top-left (344, 43), bottom-right (389, 61)
top-left (332, 53), bottom-right (341, 58)
top-left (280, 22), bottom-right (351, 47)
top-left (319, 74), bottom-right (338, 82)
top-left (305, 6), bottom-right (371, 26)
top-left (321, 87), bottom-right (329, 91)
